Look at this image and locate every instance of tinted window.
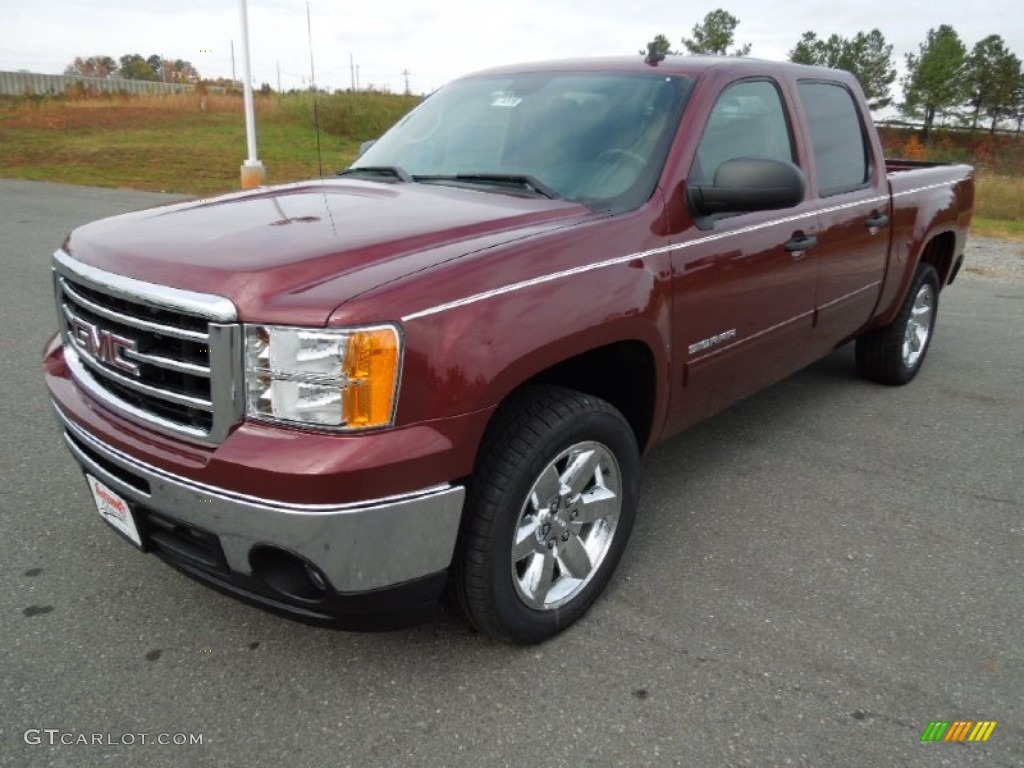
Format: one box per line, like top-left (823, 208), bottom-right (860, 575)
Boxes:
top-left (691, 79), bottom-right (793, 185)
top-left (355, 72), bottom-right (693, 212)
top-left (797, 81), bottom-right (870, 195)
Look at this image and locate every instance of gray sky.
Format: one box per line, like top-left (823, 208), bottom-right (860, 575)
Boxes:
top-left (2, 0), bottom-right (1022, 95)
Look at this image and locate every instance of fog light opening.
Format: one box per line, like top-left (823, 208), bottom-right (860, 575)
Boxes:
top-left (249, 545), bottom-right (331, 602)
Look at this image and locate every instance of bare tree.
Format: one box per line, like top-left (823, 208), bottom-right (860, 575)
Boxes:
top-left (64, 56), bottom-right (119, 78)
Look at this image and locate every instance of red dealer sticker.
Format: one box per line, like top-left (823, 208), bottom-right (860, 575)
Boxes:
top-left (86, 475), bottom-right (142, 548)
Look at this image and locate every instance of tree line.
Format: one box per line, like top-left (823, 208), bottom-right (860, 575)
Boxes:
top-left (64, 54), bottom-right (200, 84)
top-left (645, 10), bottom-right (1024, 139)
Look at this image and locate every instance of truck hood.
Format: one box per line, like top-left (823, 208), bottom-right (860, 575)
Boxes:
top-left (66, 179), bottom-right (590, 325)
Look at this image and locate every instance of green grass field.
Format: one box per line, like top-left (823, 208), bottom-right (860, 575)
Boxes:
top-left (0, 91), bottom-right (417, 194)
top-left (1, 91), bottom-right (1021, 239)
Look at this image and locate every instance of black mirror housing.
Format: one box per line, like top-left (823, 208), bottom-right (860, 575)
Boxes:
top-left (689, 157), bottom-right (805, 216)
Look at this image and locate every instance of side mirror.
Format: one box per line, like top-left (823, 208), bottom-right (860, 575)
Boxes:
top-left (357, 139), bottom-right (377, 158)
top-left (689, 157), bottom-right (805, 216)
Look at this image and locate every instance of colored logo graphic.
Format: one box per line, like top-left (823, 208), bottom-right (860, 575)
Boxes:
top-left (920, 720), bottom-right (997, 742)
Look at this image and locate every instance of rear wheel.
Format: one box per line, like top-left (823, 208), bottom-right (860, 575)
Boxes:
top-left (454, 386), bottom-right (640, 644)
top-left (856, 264), bottom-right (939, 385)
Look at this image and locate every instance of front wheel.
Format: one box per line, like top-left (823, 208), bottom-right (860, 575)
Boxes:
top-left (454, 386), bottom-right (640, 644)
top-left (856, 264), bottom-right (940, 385)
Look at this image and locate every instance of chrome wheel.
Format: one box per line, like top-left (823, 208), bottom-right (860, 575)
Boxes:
top-left (455, 386), bottom-right (639, 643)
top-left (510, 441), bottom-right (622, 611)
top-left (902, 282), bottom-right (934, 369)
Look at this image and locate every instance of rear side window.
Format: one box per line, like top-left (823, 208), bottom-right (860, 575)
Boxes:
top-left (797, 81), bottom-right (870, 195)
top-left (691, 79), bottom-right (793, 185)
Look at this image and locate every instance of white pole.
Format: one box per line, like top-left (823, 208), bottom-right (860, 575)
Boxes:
top-left (238, 0), bottom-right (265, 187)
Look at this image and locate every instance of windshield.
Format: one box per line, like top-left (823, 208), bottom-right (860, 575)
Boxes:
top-left (352, 71), bottom-right (693, 211)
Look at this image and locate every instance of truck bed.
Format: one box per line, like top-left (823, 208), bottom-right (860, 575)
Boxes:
top-left (885, 158), bottom-right (965, 174)
top-left (871, 160), bottom-right (974, 327)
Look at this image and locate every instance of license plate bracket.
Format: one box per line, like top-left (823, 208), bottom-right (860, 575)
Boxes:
top-left (86, 474), bottom-right (143, 549)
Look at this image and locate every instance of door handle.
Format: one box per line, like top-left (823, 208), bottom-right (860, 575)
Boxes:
top-left (784, 233), bottom-right (818, 254)
top-left (865, 212), bottom-right (890, 230)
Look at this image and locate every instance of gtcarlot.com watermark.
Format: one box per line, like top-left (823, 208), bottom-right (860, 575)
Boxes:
top-left (24, 729), bottom-right (203, 747)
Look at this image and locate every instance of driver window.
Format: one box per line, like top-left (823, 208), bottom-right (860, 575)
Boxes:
top-left (691, 80), bottom-right (793, 185)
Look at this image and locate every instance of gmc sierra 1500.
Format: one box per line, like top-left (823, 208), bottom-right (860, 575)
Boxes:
top-left (43, 55), bottom-right (973, 643)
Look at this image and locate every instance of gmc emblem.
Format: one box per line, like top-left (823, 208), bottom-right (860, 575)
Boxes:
top-left (69, 317), bottom-right (140, 376)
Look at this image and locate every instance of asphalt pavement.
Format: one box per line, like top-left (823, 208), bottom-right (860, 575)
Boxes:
top-left (1, 179), bottom-right (1021, 767)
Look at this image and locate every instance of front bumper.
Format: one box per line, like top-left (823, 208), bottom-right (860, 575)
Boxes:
top-left (52, 401), bottom-right (466, 629)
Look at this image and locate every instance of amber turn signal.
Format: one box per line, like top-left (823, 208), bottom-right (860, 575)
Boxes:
top-left (342, 327), bottom-right (401, 428)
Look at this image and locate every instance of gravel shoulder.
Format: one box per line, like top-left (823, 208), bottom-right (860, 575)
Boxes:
top-left (964, 235), bottom-right (1024, 280)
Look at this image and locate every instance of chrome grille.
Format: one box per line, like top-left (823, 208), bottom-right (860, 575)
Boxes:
top-left (53, 250), bottom-right (242, 443)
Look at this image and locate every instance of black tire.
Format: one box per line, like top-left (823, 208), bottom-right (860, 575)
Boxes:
top-left (453, 385), bottom-right (640, 644)
top-left (855, 264), bottom-right (940, 385)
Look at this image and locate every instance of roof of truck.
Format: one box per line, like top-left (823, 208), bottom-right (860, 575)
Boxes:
top-left (464, 55), bottom-right (855, 85)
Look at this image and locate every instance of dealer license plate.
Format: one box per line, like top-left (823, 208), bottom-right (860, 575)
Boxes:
top-left (86, 475), bottom-right (142, 548)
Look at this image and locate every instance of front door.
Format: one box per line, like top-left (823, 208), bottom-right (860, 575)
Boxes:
top-left (666, 77), bottom-right (820, 434)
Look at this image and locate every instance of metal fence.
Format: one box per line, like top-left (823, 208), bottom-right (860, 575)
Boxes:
top-left (0, 71), bottom-right (196, 96)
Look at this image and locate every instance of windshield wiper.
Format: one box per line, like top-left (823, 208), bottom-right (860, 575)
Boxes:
top-left (412, 173), bottom-right (561, 200)
top-left (337, 166), bottom-right (412, 182)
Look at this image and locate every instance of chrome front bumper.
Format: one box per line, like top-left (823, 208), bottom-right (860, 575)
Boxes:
top-left (53, 402), bottom-right (466, 595)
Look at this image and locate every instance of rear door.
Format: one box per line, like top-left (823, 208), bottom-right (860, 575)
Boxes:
top-left (794, 80), bottom-right (891, 348)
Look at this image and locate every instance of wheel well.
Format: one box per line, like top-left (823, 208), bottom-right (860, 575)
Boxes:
top-left (919, 231), bottom-right (957, 288)
top-left (521, 341), bottom-right (657, 452)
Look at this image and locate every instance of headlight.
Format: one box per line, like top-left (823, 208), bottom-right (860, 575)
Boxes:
top-left (244, 324), bottom-right (401, 430)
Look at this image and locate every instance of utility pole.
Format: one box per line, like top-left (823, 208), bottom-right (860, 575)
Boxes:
top-left (401, 68), bottom-right (410, 95)
top-left (237, 0), bottom-right (265, 188)
top-left (230, 40), bottom-right (236, 83)
top-left (349, 54), bottom-right (355, 91)
top-left (276, 61), bottom-right (281, 93)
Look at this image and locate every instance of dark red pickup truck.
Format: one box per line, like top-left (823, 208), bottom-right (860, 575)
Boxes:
top-left (43, 56), bottom-right (973, 643)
